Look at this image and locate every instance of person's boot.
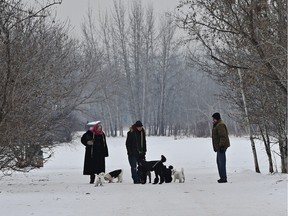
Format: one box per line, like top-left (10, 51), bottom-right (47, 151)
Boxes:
top-left (217, 178), bottom-right (227, 183)
top-left (90, 174), bottom-right (95, 184)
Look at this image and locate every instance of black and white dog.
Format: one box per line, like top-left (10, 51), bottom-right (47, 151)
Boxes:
top-left (137, 155), bottom-right (167, 184)
top-left (104, 169), bottom-right (123, 183)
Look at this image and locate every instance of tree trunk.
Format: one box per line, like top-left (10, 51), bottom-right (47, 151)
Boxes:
top-left (238, 67), bottom-right (260, 173)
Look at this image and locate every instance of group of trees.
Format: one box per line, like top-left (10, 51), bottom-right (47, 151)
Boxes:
top-left (0, 0), bottom-right (90, 173)
top-left (175, 0), bottom-right (287, 173)
top-left (80, 1), bottom-right (228, 137)
top-left (0, 0), bottom-right (286, 174)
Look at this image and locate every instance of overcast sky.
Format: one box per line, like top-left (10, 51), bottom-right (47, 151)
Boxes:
top-left (54, 0), bottom-right (180, 38)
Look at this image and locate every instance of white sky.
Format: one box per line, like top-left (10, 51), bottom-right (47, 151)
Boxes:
top-left (54, 0), bottom-right (180, 38)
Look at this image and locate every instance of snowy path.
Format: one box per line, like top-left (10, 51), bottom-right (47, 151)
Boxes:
top-left (0, 135), bottom-right (287, 216)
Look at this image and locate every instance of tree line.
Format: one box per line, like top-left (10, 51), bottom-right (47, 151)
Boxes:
top-left (175, 0), bottom-right (287, 173)
top-left (0, 0), bottom-right (286, 174)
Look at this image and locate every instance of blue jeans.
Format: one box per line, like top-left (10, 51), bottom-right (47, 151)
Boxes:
top-left (216, 151), bottom-right (227, 179)
top-left (128, 155), bottom-right (139, 182)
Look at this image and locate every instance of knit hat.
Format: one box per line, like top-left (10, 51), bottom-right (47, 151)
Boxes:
top-left (135, 120), bottom-right (143, 127)
top-left (212, 112), bottom-right (221, 120)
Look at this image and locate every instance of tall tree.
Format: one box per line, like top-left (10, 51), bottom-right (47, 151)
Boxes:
top-left (176, 0), bottom-right (287, 173)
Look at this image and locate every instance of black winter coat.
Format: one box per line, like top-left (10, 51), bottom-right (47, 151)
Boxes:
top-left (125, 126), bottom-right (147, 158)
top-left (81, 130), bottom-right (109, 175)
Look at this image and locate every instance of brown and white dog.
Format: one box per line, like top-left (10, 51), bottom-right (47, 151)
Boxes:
top-left (104, 169), bottom-right (123, 183)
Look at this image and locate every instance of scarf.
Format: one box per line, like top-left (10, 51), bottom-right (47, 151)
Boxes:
top-left (90, 122), bottom-right (104, 135)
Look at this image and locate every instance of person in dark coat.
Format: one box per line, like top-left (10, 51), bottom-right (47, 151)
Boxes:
top-left (212, 112), bottom-right (230, 183)
top-left (125, 120), bottom-right (147, 184)
top-left (81, 121), bottom-right (109, 184)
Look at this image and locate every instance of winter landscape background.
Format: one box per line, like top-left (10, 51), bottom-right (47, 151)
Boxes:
top-left (0, 132), bottom-right (287, 216)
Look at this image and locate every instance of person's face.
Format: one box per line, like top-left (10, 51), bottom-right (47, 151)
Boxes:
top-left (212, 118), bottom-right (218, 124)
top-left (96, 124), bottom-right (102, 131)
top-left (136, 126), bottom-right (142, 131)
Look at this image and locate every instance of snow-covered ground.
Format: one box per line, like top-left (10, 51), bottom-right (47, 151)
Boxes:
top-left (0, 133), bottom-right (287, 216)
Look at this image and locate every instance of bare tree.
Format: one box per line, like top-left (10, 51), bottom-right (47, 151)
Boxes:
top-left (0, 0), bottom-right (100, 174)
top-left (175, 0), bottom-right (287, 173)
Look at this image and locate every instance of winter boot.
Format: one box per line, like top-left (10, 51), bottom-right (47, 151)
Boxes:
top-left (90, 174), bottom-right (95, 184)
top-left (217, 178), bottom-right (227, 183)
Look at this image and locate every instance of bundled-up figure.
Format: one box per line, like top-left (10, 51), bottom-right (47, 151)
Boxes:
top-left (81, 121), bottom-right (109, 184)
top-left (125, 120), bottom-right (147, 184)
top-left (211, 112), bottom-right (230, 183)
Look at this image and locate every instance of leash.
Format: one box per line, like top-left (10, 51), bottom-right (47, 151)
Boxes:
top-left (152, 160), bottom-right (161, 169)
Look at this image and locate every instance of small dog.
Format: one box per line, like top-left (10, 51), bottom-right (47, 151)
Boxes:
top-left (95, 172), bottom-right (105, 186)
top-left (104, 169), bottom-right (123, 183)
top-left (164, 165), bottom-right (174, 183)
top-left (137, 155), bottom-right (167, 184)
top-left (172, 168), bottom-right (185, 183)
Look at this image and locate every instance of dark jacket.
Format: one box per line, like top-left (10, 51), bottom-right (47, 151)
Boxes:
top-left (125, 125), bottom-right (147, 158)
top-left (81, 130), bottom-right (109, 175)
top-left (212, 120), bottom-right (230, 152)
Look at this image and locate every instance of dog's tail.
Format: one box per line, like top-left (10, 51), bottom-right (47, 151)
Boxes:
top-left (161, 155), bottom-right (166, 162)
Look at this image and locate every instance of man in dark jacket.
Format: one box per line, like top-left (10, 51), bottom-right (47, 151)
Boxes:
top-left (125, 120), bottom-right (147, 184)
top-left (212, 113), bottom-right (230, 183)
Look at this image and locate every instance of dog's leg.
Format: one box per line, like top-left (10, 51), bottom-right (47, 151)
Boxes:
top-left (153, 177), bottom-right (159, 184)
top-left (100, 176), bottom-right (105, 186)
top-left (119, 173), bottom-right (123, 183)
top-left (159, 175), bottom-right (165, 184)
top-left (138, 168), bottom-right (147, 184)
top-left (148, 171), bottom-right (151, 183)
top-left (153, 171), bottom-right (159, 184)
top-left (159, 170), bottom-right (165, 184)
top-left (117, 171), bottom-right (123, 183)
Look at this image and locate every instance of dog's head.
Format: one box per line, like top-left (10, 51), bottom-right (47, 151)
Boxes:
top-left (172, 168), bottom-right (177, 175)
top-left (161, 155), bottom-right (166, 162)
top-left (97, 172), bottom-right (105, 180)
top-left (104, 173), bottom-right (112, 181)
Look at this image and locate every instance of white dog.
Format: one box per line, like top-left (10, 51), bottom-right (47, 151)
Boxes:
top-left (104, 169), bottom-right (123, 183)
top-left (95, 172), bottom-right (105, 186)
top-left (172, 168), bottom-right (185, 183)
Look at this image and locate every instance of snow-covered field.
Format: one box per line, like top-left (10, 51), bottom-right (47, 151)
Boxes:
top-left (0, 133), bottom-right (287, 216)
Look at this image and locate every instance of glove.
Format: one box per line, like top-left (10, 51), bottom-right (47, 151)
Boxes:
top-left (87, 140), bottom-right (94, 145)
